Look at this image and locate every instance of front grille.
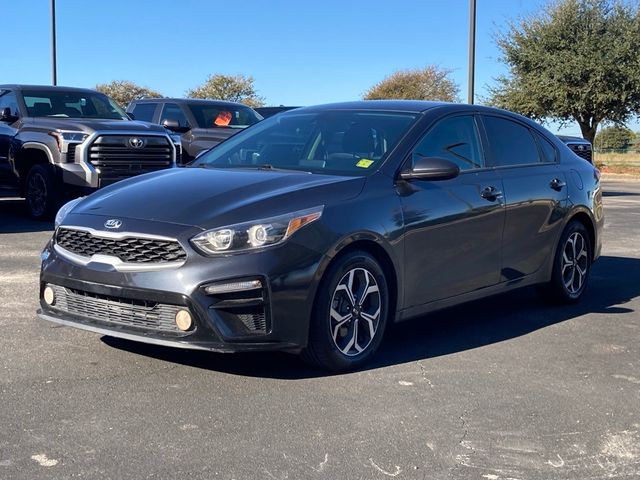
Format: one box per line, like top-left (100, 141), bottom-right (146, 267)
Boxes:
top-left (48, 284), bottom-right (186, 333)
top-left (66, 144), bottom-right (77, 163)
top-left (88, 135), bottom-right (174, 183)
top-left (56, 227), bottom-right (187, 264)
top-left (238, 312), bottom-right (268, 332)
top-left (568, 145), bottom-right (593, 163)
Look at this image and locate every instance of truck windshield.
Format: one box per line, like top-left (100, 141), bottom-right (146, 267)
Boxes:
top-left (22, 90), bottom-right (128, 120)
top-left (186, 103), bottom-right (262, 129)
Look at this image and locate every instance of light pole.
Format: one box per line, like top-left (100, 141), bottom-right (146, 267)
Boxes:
top-left (51, 0), bottom-right (57, 85)
top-left (467, 0), bottom-right (476, 104)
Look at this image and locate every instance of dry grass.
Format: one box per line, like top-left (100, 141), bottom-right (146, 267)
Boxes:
top-left (594, 152), bottom-right (640, 175)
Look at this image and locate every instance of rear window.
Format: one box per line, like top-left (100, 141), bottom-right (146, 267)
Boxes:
top-left (482, 116), bottom-right (541, 167)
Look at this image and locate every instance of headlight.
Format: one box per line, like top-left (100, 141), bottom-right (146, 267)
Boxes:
top-left (191, 206), bottom-right (324, 255)
top-left (49, 131), bottom-right (89, 150)
top-left (54, 196), bottom-right (84, 229)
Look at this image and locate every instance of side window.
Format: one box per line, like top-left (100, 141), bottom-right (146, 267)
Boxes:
top-left (0, 91), bottom-right (19, 116)
top-left (482, 116), bottom-right (541, 166)
top-left (533, 130), bottom-right (557, 163)
top-left (132, 103), bottom-right (158, 123)
top-left (413, 115), bottom-right (483, 171)
top-left (160, 103), bottom-right (188, 127)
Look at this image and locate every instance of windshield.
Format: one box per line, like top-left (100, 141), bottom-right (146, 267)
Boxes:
top-left (192, 110), bottom-right (418, 175)
top-left (187, 103), bottom-right (262, 129)
top-left (22, 90), bottom-right (128, 120)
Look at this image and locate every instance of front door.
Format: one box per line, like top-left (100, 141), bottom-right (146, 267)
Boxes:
top-left (399, 114), bottom-right (505, 308)
top-left (0, 90), bottom-right (20, 188)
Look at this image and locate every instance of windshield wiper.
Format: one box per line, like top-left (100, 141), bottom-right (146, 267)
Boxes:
top-left (250, 164), bottom-right (311, 173)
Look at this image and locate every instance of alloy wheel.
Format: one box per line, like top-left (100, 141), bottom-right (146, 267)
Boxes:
top-left (27, 171), bottom-right (47, 218)
top-left (561, 231), bottom-right (589, 295)
top-left (329, 267), bottom-right (381, 356)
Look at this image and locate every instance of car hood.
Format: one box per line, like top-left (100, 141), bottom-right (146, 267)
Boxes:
top-left (23, 117), bottom-right (168, 133)
top-left (70, 168), bottom-right (366, 230)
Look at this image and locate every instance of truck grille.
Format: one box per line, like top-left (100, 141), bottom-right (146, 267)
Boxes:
top-left (47, 284), bottom-right (186, 333)
top-left (88, 135), bottom-right (174, 185)
top-left (56, 227), bottom-right (187, 264)
top-left (567, 144), bottom-right (593, 163)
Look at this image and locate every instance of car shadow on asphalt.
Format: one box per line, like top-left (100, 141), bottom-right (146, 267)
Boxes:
top-left (602, 190), bottom-right (640, 197)
top-left (0, 198), bottom-right (54, 233)
top-left (102, 255), bottom-right (640, 379)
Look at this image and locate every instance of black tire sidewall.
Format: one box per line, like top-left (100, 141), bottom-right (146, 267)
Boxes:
top-left (26, 164), bottom-right (59, 220)
top-left (306, 251), bottom-right (389, 371)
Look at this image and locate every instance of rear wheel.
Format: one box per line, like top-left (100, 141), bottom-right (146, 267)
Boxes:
top-left (302, 251), bottom-right (389, 371)
top-left (540, 220), bottom-right (592, 303)
top-left (25, 164), bottom-right (60, 220)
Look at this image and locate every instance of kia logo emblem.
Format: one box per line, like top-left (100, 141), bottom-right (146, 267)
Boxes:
top-left (104, 219), bottom-right (123, 229)
top-left (128, 137), bottom-right (145, 149)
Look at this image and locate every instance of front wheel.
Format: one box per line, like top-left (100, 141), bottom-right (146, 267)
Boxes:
top-left (540, 220), bottom-right (592, 304)
top-left (302, 251), bottom-right (389, 371)
top-left (25, 164), bottom-right (60, 220)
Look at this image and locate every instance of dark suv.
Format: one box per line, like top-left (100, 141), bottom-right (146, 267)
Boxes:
top-left (0, 85), bottom-right (180, 219)
top-left (557, 135), bottom-right (593, 163)
top-left (127, 98), bottom-right (262, 163)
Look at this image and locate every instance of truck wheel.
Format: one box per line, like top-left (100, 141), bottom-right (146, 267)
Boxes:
top-left (301, 250), bottom-right (389, 371)
top-left (25, 164), bottom-right (60, 220)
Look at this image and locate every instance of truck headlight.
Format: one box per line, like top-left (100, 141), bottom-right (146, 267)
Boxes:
top-left (49, 131), bottom-right (89, 150)
top-left (54, 196), bottom-right (84, 229)
top-left (191, 206), bottom-right (323, 255)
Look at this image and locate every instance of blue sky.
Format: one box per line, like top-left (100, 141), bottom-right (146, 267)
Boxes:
top-left (2, 0), bottom-right (632, 135)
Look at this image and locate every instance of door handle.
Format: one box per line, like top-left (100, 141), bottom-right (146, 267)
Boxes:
top-left (550, 178), bottom-right (566, 191)
top-left (480, 186), bottom-right (503, 201)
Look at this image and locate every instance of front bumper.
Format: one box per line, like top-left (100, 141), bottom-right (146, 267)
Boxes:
top-left (38, 219), bottom-right (328, 354)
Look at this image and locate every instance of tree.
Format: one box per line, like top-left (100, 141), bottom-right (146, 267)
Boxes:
top-left (363, 65), bottom-right (460, 102)
top-left (489, 0), bottom-right (640, 144)
top-left (594, 125), bottom-right (635, 150)
top-left (95, 80), bottom-right (162, 107)
top-left (186, 74), bottom-right (265, 108)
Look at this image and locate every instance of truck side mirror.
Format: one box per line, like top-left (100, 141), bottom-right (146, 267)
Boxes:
top-left (1, 107), bottom-right (18, 122)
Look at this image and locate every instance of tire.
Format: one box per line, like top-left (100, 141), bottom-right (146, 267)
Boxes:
top-left (540, 220), bottom-right (592, 304)
top-left (301, 250), bottom-right (389, 371)
top-left (25, 164), bottom-right (60, 220)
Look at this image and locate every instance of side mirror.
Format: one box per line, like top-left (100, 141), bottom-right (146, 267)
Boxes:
top-left (162, 119), bottom-right (190, 133)
top-left (1, 107), bottom-right (18, 123)
top-left (400, 155), bottom-right (460, 181)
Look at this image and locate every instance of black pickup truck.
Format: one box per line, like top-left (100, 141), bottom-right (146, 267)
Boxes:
top-left (0, 85), bottom-right (180, 219)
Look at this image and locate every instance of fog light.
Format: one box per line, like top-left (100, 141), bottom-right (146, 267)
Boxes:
top-left (203, 279), bottom-right (263, 295)
top-left (43, 286), bottom-right (55, 306)
top-left (175, 309), bottom-right (193, 331)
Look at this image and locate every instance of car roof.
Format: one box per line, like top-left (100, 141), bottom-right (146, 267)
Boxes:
top-left (0, 84), bottom-right (101, 94)
top-left (130, 97), bottom-right (251, 108)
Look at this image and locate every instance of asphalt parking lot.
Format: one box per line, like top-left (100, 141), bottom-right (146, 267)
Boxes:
top-left (1, 179), bottom-right (639, 480)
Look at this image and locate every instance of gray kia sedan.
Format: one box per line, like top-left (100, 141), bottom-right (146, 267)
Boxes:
top-left (38, 101), bottom-right (604, 371)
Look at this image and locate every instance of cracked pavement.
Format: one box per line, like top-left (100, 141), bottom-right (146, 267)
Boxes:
top-left (1, 179), bottom-right (639, 479)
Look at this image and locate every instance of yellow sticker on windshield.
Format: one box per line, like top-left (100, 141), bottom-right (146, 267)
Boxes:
top-left (356, 159), bottom-right (374, 168)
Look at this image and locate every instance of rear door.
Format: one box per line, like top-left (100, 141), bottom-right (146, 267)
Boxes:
top-left (479, 115), bottom-right (567, 280)
top-left (400, 114), bottom-right (505, 307)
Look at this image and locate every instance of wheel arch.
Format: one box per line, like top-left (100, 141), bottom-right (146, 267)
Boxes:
top-left (310, 233), bottom-right (401, 327)
top-left (566, 209), bottom-right (597, 261)
top-left (16, 145), bottom-right (54, 194)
